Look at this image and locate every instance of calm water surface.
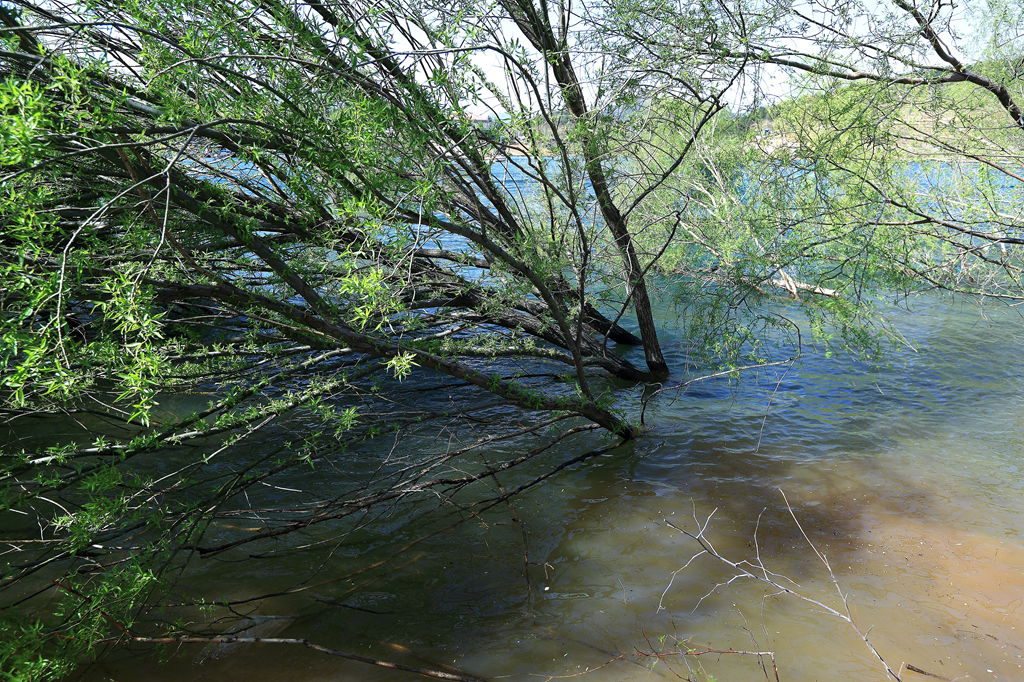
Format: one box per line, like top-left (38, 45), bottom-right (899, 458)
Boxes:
top-left (73, 294), bottom-right (1024, 682)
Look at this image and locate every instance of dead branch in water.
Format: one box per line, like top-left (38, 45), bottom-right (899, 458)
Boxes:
top-left (635, 627), bottom-right (781, 682)
top-left (126, 635), bottom-right (488, 682)
top-left (663, 489), bottom-right (903, 681)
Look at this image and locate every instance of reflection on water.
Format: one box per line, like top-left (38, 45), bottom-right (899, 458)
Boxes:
top-left (78, 296), bottom-right (1024, 681)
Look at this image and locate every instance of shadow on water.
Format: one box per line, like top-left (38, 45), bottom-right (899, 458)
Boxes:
top-left (67, 295), bottom-right (1024, 681)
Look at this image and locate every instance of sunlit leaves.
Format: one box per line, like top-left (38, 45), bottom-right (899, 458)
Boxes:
top-left (0, 79), bottom-right (49, 166)
top-left (385, 351), bottom-right (418, 379)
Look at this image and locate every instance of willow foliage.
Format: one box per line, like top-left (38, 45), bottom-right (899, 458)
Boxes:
top-left (0, 0), bottom-right (1021, 678)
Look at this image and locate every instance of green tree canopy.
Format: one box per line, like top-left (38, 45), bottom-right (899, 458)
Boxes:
top-left (0, 0), bottom-right (1021, 678)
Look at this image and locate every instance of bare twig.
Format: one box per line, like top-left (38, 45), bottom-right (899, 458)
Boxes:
top-left (664, 490), bottom-right (902, 681)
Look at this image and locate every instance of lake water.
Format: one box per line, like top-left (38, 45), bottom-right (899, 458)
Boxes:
top-left (73, 292), bottom-right (1024, 682)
